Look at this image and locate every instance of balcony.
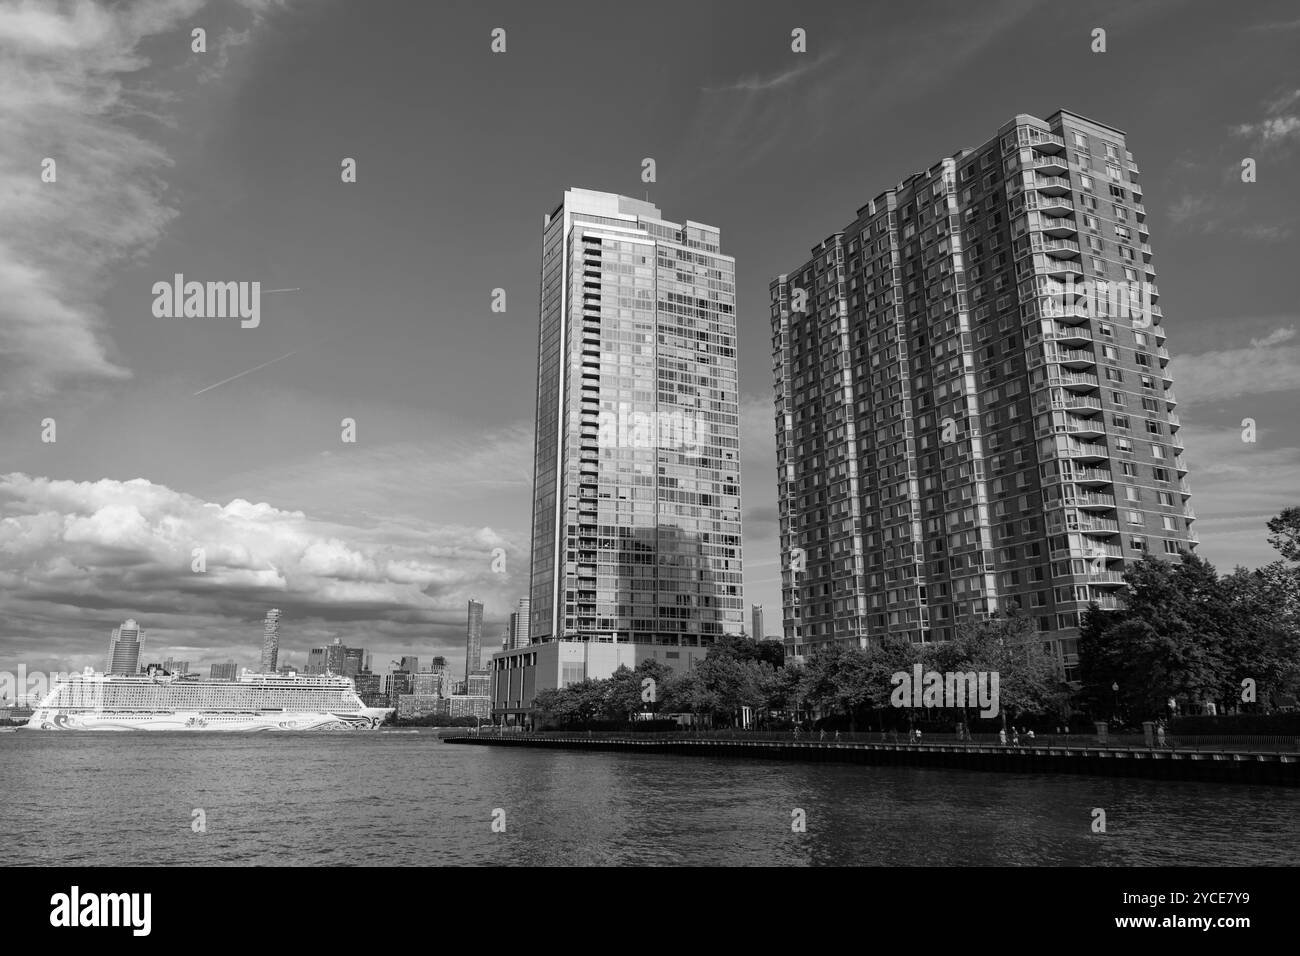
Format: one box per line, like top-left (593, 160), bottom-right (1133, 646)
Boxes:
top-left (1085, 570), bottom-right (1127, 585)
top-left (1054, 395), bottom-right (1102, 412)
top-left (1174, 455), bottom-right (1189, 474)
top-left (1028, 131), bottom-right (1066, 153)
top-left (1073, 492), bottom-right (1117, 510)
top-left (1157, 345), bottom-right (1170, 363)
top-left (1032, 155), bottom-right (1069, 176)
top-left (1140, 242), bottom-right (1153, 260)
top-left (1067, 440), bottom-right (1110, 461)
top-left (1090, 594), bottom-right (1124, 609)
top-left (1034, 175), bottom-right (1073, 196)
top-left (1075, 516), bottom-right (1120, 534)
top-left (1166, 412), bottom-right (1181, 427)
top-left (1133, 202), bottom-right (1147, 218)
top-left (1038, 237), bottom-right (1082, 257)
top-left (1071, 466), bottom-right (1114, 485)
top-left (1043, 258), bottom-right (1084, 278)
top-left (1164, 388), bottom-right (1178, 407)
top-left (1033, 194), bottom-right (1075, 216)
top-left (1161, 365), bottom-right (1174, 385)
top-left (1053, 346), bottom-right (1096, 368)
top-left (1038, 215), bottom-right (1078, 238)
top-left (1051, 370), bottom-right (1100, 390)
top-left (1066, 415), bottom-right (1106, 438)
top-left (1047, 323), bottom-right (1092, 344)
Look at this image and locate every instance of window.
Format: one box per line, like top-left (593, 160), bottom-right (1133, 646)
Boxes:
top-left (1080, 174), bottom-right (1094, 191)
top-left (1163, 540), bottom-right (1182, 555)
top-left (1145, 420), bottom-right (1162, 435)
top-left (1151, 444), bottom-right (1166, 459)
top-left (1106, 163), bottom-right (1123, 181)
top-left (1125, 486), bottom-right (1140, 502)
top-left (1074, 132), bottom-right (1089, 149)
top-left (1103, 344), bottom-right (1119, 360)
top-left (1099, 323), bottom-right (1113, 337)
top-left (1121, 462), bottom-right (1137, 477)
top-left (1162, 515), bottom-right (1178, 531)
top-left (1112, 414), bottom-right (1130, 429)
top-left (1084, 214), bottom-right (1100, 230)
top-left (1157, 491), bottom-right (1173, 506)
top-left (1127, 510), bottom-right (1143, 525)
top-left (1130, 536), bottom-right (1147, 551)
top-left (1104, 143), bottom-right (1120, 160)
top-left (1153, 467), bottom-right (1170, 482)
top-left (1134, 331), bottom-right (1148, 346)
top-left (1111, 390), bottom-right (1126, 406)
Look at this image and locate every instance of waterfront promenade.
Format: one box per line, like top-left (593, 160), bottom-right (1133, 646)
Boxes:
top-left (445, 729), bottom-right (1300, 787)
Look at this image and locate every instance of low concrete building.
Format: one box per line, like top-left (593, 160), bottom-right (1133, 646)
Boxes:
top-left (489, 639), bottom-right (710, 724)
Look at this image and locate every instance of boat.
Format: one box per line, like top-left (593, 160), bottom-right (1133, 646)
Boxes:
top-left (23, 667), bottom-right (392, 732)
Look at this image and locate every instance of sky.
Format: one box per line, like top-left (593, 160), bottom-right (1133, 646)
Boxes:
top-left (2, 0), bottom-right (1298, 680)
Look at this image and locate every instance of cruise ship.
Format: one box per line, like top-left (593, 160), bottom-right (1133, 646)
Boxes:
top-left (24, 667), bottom-right (392, 731)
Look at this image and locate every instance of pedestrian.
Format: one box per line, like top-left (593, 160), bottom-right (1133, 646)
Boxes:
top-left (1156, 721), bottom-right (1166, 748)
top-left (914, 728), bottom-right (922, 744)
top-left (1027, 729), bottom-right (1035, 742)
top-left (819, 729), bottom-right (826, 741)
top-left (834, 730), bottom-right (841, 743)
top-left (1012, 729), bottom-right (1020, 747)
top-left (999, 728), bottom-right (1007, 746)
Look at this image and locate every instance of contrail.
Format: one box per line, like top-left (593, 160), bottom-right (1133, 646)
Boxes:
top-left (262, 287), bottom-right (301, 294)
top-left (193, 327), bottom-right (353, 396)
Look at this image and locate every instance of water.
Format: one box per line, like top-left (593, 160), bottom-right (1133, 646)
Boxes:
top-left (3, 731), bottom-right (1297, 866)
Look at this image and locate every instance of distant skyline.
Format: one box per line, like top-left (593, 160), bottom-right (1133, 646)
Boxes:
top-left (3, 0), bottom-right (1300, 675)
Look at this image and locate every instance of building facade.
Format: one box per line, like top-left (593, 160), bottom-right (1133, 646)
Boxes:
top-left (508, 597), bottom-right (531, 649)
top-left (528, 188), bottom-right (744, 648)
top-left (464, 600), bottom-right (483, 683)
top-left (105, 619), bottom-right (145, 675)
top-left (751, 605), bottom-right (765, 641)
top-left (259, 609), bottom-right (281, 673)
top-left (209, 661), bottom-right (238, 681)
top-left (770, 110), bottom-right (1193, 680)
top-left (490, 638), bottom-right (711, 724)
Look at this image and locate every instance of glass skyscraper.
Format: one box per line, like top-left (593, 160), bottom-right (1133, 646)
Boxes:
top-left (259, 608), bottom-right (281, 673)
top-left (105, 618), bottom-right (144, 675)
top-left (529, 189), bottom-right (743, 646)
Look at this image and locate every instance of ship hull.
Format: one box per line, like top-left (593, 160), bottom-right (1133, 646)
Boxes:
top-left (22, 708), bottom-right (391, 731)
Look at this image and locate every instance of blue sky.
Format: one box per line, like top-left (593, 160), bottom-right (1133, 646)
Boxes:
top-left (2, 0), bottom-right (1298, 678)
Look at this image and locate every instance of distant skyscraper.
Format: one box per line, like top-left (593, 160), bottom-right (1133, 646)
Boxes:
top-left (465, 599), bottom-right (483, 682)
top-left (209, 660), bottom-right (238, 681)
top-left (105, 619), bottom-right (144, 675)
top-left (161, 658), bottom-right (190, 675)
top-left (751, 605), bottom-right (764, 641)
top-left (528, 189), bottom-right (743, 646)
top-left (399, 656), bottom-right (420, 674)
top-left (508, 597), bottom-right (531, 649)
top-left (770, 110), bottom-right (1192, 681)
top-left (259, 609), bottom-right (282, 672)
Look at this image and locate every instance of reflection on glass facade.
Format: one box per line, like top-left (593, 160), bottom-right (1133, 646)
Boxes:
top-left (772, 111), bottom-right (1193, 679)
top-left (530, 189), bottom-right (743, 645)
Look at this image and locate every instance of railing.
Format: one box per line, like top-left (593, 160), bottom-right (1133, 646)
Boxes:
top-left (455, 727), bottom-right (1300, 754)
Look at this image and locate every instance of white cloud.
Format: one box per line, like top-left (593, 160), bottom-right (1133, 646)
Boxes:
top-left (0, 0), bottom-right (283, 404)
top-left (0, 472), bottom-right (524, 672)
top-left (1174, 329), bottom-right (1300, 404)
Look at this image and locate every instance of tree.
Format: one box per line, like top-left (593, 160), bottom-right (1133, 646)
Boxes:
top-left (1267, 506), bottom-right (1300, 563)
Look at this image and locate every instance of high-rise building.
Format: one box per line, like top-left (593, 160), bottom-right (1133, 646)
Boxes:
top-left (259, 609), bottom-right (282, 673)
top-left (105, 619), bottom-right (144, 675)
top-left (399, 656), bottom-right (420, 674)
top-left (770, 110), bottom-right (1193, 681)
top-left (161, 658), bottom-right (190, 674)
top-left (385, 669), bottom-right (412, 701)
top-left (528, 188), bottom-right (744, 646)
top-left (465, 599), bottom-right (483, 683)
top-left (209, 660), bottom-right (238, 681)
top-left (508, 597), bottom-right (531, 649)
top-left (751, 605), bottom-right (765, 641)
